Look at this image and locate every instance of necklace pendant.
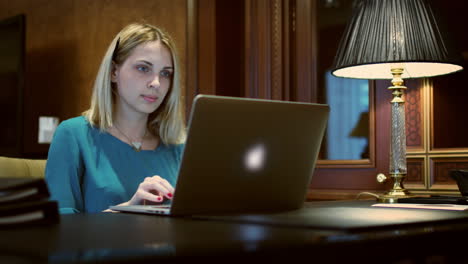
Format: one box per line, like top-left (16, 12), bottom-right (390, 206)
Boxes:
top-left (131, 142), bottom-right (142, 152)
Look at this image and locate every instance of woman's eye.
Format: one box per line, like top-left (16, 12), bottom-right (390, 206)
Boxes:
top-left (137, 65), bottom-right (150, 73)
top-left (160, 70), bottom-right (173, 78)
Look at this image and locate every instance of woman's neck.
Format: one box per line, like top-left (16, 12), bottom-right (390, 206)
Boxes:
top-left (113, 110), bottom-right (149, 140)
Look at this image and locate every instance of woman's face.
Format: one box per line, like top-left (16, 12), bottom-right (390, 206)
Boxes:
top-left (112, 40), bottom-right (174, 118)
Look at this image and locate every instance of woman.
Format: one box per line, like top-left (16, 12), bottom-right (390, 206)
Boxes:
top-left (45, 23), bottom-right (186, 214)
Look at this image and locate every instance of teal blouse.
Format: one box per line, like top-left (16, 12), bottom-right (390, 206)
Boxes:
top-left (45, 116), bottom-right (184, 214)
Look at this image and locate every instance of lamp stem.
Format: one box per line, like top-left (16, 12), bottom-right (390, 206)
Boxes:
top-left (378, 67), bottom-right (411, 203)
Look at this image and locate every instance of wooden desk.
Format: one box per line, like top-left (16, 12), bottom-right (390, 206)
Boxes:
top-left (2, 200), bottom-right (468, 263)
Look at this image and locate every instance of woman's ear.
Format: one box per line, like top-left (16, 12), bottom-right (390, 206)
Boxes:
top-left (111, 62), bottom-right (118, 83)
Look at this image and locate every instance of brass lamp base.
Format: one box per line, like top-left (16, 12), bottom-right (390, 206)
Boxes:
top-left (377, 194), bottom-right (411, 203)
top-left (376, 173), bottom-right (412, 203)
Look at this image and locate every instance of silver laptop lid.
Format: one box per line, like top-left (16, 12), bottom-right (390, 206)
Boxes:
top-left (170, 95), bottom-right (329, 215)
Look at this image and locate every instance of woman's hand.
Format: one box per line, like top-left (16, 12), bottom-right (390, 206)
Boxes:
top-left (128, 175), bottom-right (175, 205)
top-left (103, 176), bottom-right (174, 212)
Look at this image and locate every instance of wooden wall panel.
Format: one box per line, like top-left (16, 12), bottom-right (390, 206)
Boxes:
top-left (0, 0), bottom-right (188, 158)
top-left (406, 157), bottom-right (425, 190)
top-left (405, 79), bottom-right (424, 150)
top-left (432, 69), bottom-right (468, 149)
top-left (186, 0), bottom-right (198, 116)
top-left (196, 0), bottom-right (216, 96)
top-left (185, 0), bottom-right (217, 117)
top-left (215, 1), bottom-right (244, 97)
top-left (293, 0), bottom-right (315, 102)
top-left (431, 157), bottom-right (468, 190)
top-left (244, 0), bottom-right (273, 99)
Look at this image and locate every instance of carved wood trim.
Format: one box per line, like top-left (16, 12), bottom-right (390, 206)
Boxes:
top-left (271, 0), bottom-right (282, 100)
top-left (427, 149), bottom-right (468, 154)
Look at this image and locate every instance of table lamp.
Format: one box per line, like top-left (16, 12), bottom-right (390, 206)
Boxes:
top-left (331, 0), bottom-right (463, 203)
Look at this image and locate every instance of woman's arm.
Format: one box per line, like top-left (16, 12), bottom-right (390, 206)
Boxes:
top-left (45, 121), bottom-right (84, 214)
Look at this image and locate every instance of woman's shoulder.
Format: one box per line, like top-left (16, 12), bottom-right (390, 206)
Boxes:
top-left (59, 116), bottom-right (87, 126)
top-left (162, 142), bottom-right (185, 152)
top-left (56, 116), bottom-right (95, 134)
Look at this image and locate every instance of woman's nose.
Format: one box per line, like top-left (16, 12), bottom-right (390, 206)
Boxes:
top-left (148, 75), bottom-right (160, 89)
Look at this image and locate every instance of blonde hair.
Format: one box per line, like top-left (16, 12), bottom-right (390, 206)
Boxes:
top-left (84, 23), bottom-right (186, 145)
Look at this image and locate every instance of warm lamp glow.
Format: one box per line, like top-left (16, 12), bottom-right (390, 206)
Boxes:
top-left (333, 62), bottom-right (463, 79)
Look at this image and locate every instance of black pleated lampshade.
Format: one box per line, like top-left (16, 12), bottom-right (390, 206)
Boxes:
top-left (332, 0), bottom-right (463, 79)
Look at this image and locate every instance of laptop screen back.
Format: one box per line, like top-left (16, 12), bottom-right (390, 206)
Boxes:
top-left (170, 95), bottom-right (330, 215)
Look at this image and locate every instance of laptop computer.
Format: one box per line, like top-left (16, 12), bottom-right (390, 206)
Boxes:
top-left (109, 94), bottom-right (330, 216)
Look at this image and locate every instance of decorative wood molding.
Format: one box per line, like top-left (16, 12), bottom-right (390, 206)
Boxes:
top-left (271, 0), bottom-right (282, 100)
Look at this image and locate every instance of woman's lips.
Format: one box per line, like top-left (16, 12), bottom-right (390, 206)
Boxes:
top-left (142, 95), bottom-right (157, 103)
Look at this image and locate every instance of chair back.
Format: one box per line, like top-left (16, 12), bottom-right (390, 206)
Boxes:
top-left (0, 156), bottom-right (47, 178)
